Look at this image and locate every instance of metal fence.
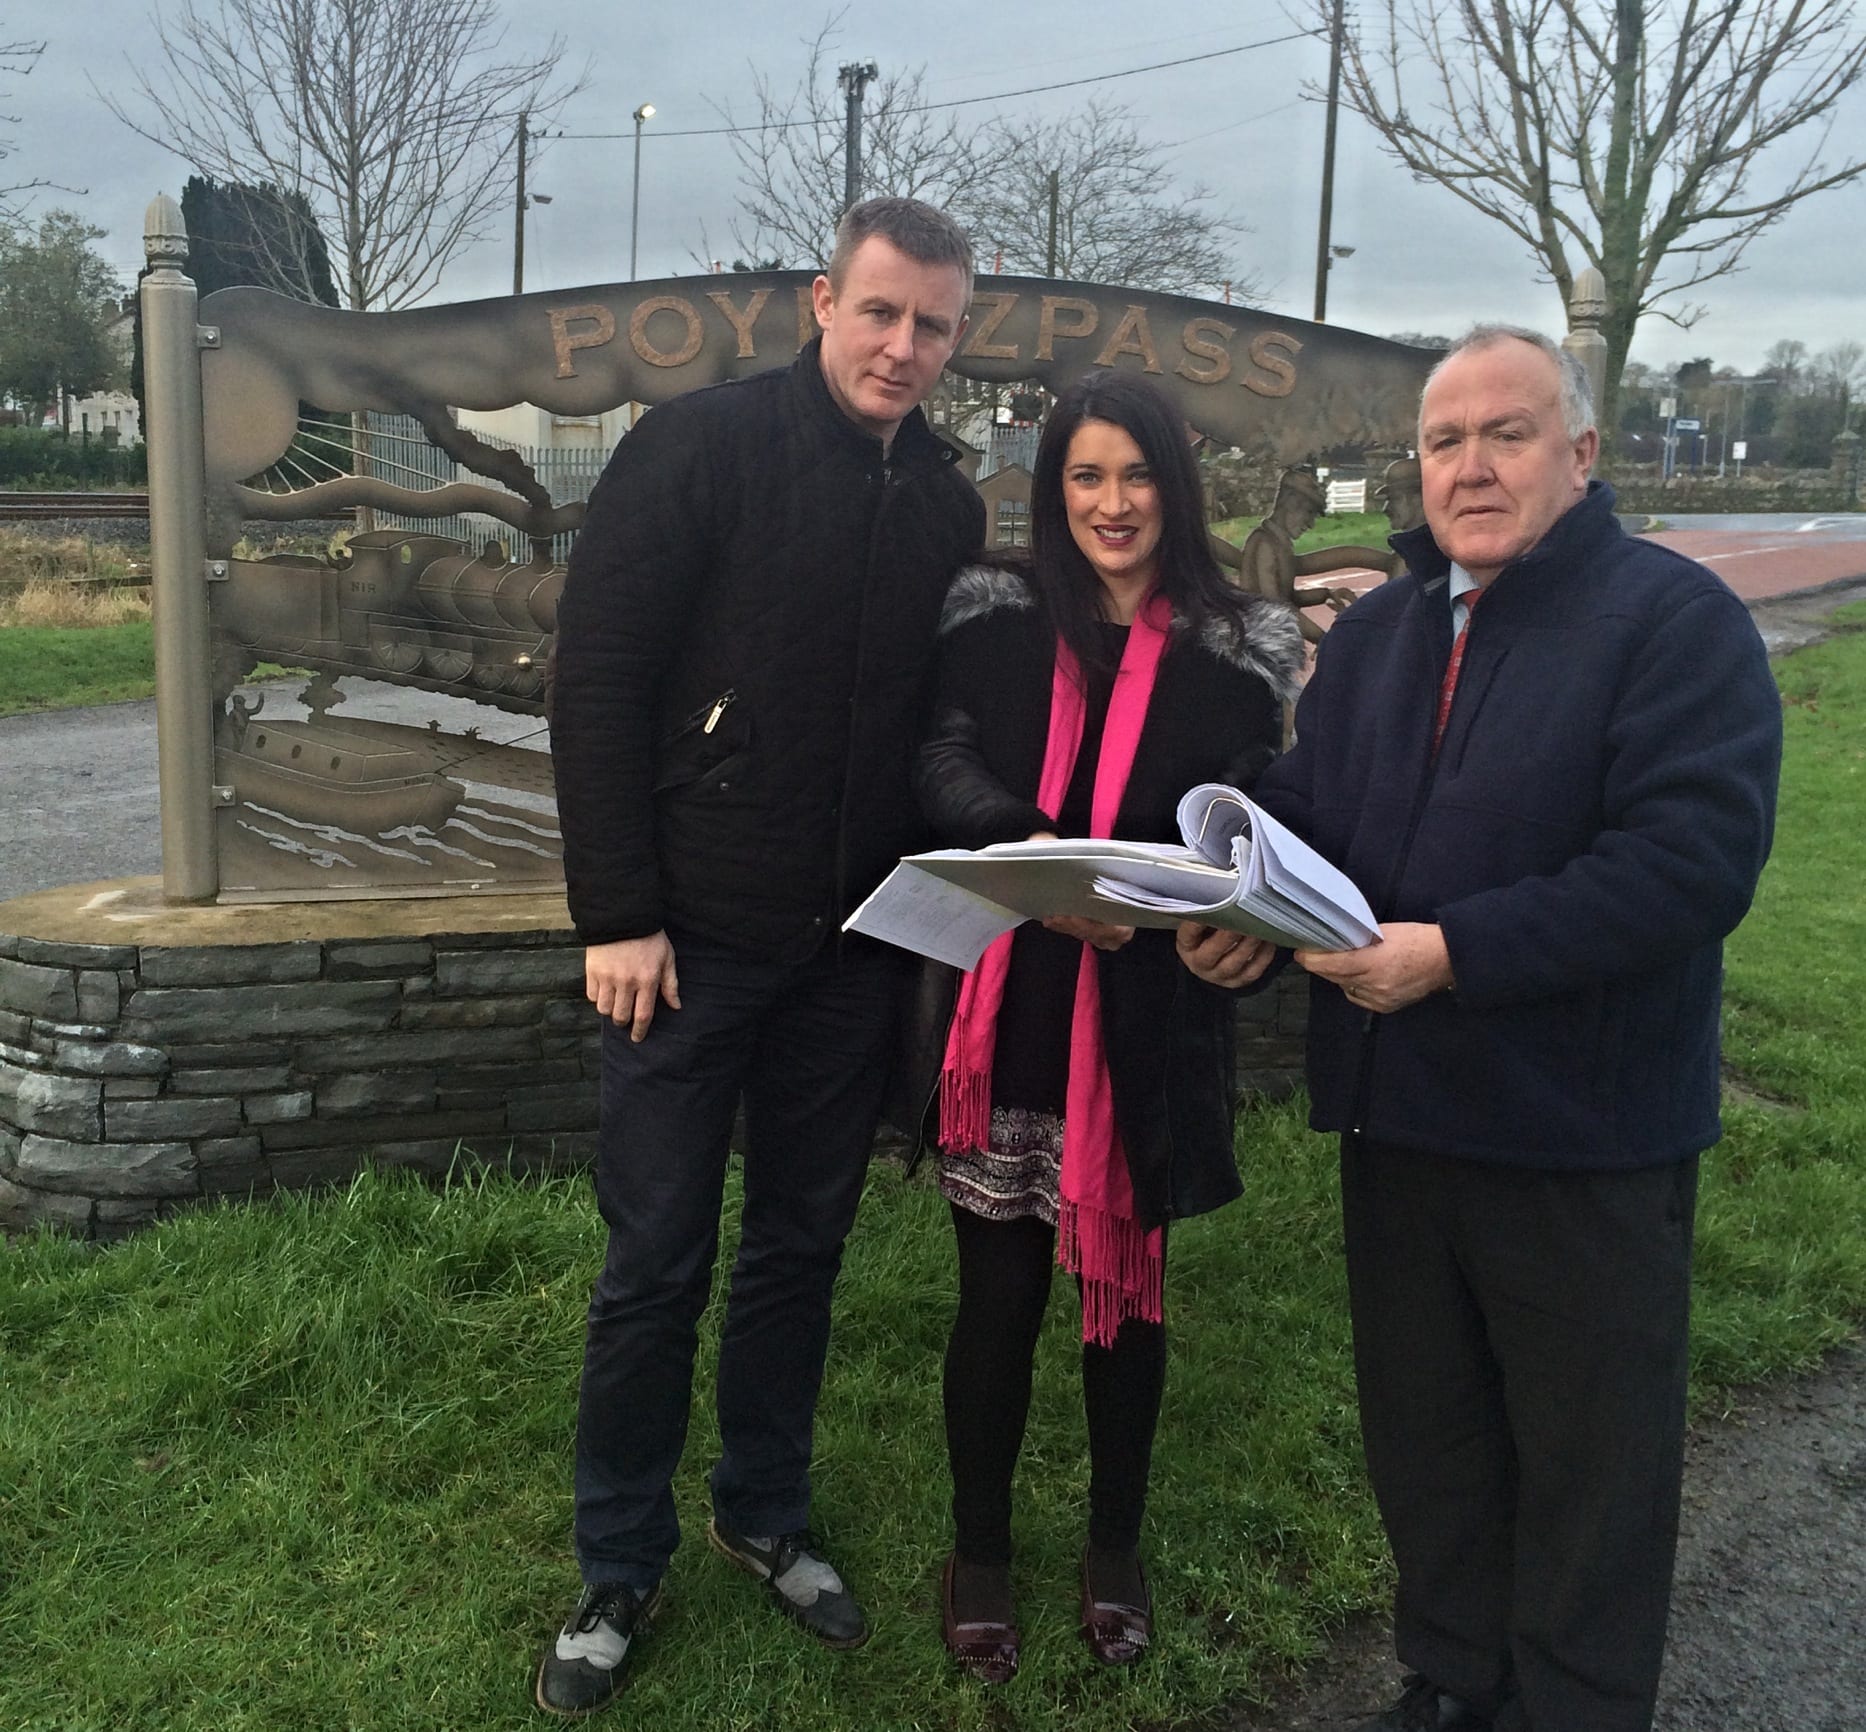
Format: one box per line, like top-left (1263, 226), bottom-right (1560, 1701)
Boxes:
top-left (368, 414), bottom-right (611, 564)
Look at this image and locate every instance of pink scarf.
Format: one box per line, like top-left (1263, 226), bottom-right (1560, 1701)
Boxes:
top-left (939, 590), bottom-right (1172, 1347)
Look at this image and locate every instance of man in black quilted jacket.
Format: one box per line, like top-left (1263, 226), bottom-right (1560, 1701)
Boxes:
top-left (537, 198), bottom-right (981, 1718)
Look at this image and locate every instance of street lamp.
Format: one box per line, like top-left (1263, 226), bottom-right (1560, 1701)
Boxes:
top-left (630, 102), bottom-right (656, 280)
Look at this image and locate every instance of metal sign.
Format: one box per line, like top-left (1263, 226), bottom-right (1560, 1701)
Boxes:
top-left (143, 195), bottom-right (1439, 904)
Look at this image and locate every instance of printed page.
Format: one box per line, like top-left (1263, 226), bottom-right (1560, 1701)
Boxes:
top-left (841, 862), bottom-right (1020, 970)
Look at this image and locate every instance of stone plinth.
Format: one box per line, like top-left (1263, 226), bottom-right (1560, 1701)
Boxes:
top-left (0, 879), bottom-right (597, 1238)
top-left (1236, 966), bottom-right (1310, 1101)
top-left (1, 879), bottom-right (1312, 1239)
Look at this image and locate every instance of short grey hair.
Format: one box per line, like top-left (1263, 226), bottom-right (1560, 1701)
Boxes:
top-left (1422, 324), bottom-right (1595, 441)
top-left (826, 196), bottom-right (974, 302)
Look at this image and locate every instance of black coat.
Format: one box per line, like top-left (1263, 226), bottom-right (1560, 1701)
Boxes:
top-left (913, 563), bottom-right (1303, 1225)
top-left (550, 339), bottom-right (985, 959)
top-left (1252, 482), bottom-right (1782, 1168)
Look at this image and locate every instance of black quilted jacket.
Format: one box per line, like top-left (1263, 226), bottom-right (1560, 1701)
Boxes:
top-left (550, 339), bottom-right (985, 960)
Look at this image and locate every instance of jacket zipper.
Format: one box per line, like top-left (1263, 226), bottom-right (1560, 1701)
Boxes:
top-left (663, 687), bottom-right (736, 745)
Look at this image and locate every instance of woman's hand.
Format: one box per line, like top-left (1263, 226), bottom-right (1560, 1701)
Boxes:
top-left (1027, 834), bottom-right (1134, 949)
top-left (1042, 914), bottom-right (1135, 951)
top-left (1175, 922), bottom-right (1276, 987)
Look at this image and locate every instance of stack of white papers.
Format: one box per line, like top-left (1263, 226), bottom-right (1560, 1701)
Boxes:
top-left (844, 783), bottom-right (1377, 970)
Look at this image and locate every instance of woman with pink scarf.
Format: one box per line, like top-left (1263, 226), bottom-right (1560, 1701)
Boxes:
top-left (916, 372), bottom-right (1302, 1681)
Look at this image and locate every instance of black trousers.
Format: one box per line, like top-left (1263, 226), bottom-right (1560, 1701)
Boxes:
top-left (942, 1206), bottom-right (1166, 1565)
top-left (1341, 1136), bottom-right (1698, 1732)
top-left (572, 929), bottom-right (904, 1590)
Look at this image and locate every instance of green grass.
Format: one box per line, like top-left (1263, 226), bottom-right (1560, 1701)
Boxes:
top-left (1694, 600), bottom-right (1866, 1392)
top-left (0, 627), bottom-right (312, 717)
top-left (0, 1121), bottom-right (1378, 1732)
top-left (0, 620), bottom-right (156, 715)
top-left (1210, 510), bottom-right (1392, 553)
top-left (3, 620), bottom-right (1864, 1730)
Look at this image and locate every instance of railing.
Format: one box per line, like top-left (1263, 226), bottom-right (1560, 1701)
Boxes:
top-left (368, 415), bottom-right (610, 564)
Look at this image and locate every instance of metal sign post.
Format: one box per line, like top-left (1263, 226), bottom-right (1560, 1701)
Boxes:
top-left (139, 194), bottom-right (219, 902)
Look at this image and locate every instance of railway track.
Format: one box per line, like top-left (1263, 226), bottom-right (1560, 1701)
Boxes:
top-left (0, 490), bottom-right (151, 520)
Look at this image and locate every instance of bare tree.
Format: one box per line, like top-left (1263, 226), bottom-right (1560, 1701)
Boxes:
top-left (1321, 0), bottom-right (1866, 436)
top-left (718, 19), bottom-right (996, 269)
top-left (1762, 336), bottom-right (1810, 388)
top-left (1811, 338), bottom-right (1866, 416)
top-left (719, 20), bottom-right (1255, 299)
top-left (99, 0), bottom-right (580, 311)
top-left (971, 100), bottom-right (1257, 299)
top-left (1, 32), bottom-right (48, 219)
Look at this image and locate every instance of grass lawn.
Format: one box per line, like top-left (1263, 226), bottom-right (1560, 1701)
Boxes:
top-left (3, 622), bottom-right (1863, 1731)
top-left (0, 620), bottom-right (156, 715)
top-left (1210, 510), bottom-right (1393, 554)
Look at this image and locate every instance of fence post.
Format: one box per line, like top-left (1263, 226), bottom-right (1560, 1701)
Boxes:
top-left (141, 193), bottom-right (219, 902)
top-left (1562, 266), bottom-right (1610, 443)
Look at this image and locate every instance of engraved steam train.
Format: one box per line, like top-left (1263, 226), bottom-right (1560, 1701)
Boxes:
top-left (214, 528), bottom-right (562, 713)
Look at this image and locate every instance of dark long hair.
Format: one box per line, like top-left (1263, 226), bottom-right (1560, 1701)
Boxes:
top-left (1026, 370), bottom-right (1251, 676)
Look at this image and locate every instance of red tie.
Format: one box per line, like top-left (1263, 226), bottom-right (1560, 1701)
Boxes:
top-left (1432, 585), bottom-right (1485, 757)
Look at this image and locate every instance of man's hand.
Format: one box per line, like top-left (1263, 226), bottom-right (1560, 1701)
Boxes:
top-left (1176, 922), bottom-right (1277, 987)
top-left (587, 931), bottom-right (681, 1042)
top-left (1295, 922), bottom-right (1454, 1014)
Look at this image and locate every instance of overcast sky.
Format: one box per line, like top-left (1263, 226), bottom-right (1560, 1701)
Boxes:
top-left (17, 1), bottom-right (1866, 374)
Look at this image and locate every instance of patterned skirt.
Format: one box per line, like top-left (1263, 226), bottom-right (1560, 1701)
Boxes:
top-left (937, 1104), bottom-right (1065, 1225)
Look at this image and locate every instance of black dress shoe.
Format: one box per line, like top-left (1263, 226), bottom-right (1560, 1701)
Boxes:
top-left (1352, 1673), bottom-right (1492, 1731)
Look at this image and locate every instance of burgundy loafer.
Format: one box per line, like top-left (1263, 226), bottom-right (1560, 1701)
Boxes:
top-left (1079, 1546), bottom-right (1151, 1666)
top-left (940, 1553), bottom-right (1019, 1684)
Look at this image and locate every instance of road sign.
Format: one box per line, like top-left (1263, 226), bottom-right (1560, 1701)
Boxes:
top-left (1674, 418), bottom-right (1701, 431)
top-left (1733, 441), bottom-right (1748, 461)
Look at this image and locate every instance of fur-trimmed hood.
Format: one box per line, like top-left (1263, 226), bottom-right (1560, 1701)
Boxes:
top-left (939, 561), bottom-right (1305, 704)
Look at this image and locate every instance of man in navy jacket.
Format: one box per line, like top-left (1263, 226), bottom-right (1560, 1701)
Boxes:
top-left (1188, 327), bottom-right (1781, 1731)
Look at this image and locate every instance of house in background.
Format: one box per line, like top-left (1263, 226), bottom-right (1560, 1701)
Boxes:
top-left (59, 302), bottom-right (141, 444)
top-left (979, 462), bottom-right (1032, 549)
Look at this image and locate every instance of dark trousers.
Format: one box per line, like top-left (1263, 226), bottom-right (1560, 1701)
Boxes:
top-left (1341, 1136), bottom-right (1698, 1732)
top-left (943, 1206), bottom-right (1167, 1565)
top-left (572, 930), bottom-right (904, 1589)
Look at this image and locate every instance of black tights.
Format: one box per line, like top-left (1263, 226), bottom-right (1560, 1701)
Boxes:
top-left (942, 1204), bottom-right (1166, 1566)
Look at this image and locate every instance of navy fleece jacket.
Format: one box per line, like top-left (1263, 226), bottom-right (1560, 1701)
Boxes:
top-left (1252, 482), bottom-right (1782, 1169)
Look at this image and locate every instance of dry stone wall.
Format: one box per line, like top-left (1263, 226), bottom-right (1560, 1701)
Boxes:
top-left (1, 910), bottom-right (1309, 1238)
top-left (0, 925), bottom-right (598, 1238)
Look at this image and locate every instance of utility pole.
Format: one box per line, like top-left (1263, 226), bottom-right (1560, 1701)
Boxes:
top-left (1045, 168), bottom-right (1060, 277)
top-left (838, 60), bottom-right (879, 214)
top-left (1312, 0), bottom-right (1344, 322)
top-left (513, 111), bottom-right (529, 296)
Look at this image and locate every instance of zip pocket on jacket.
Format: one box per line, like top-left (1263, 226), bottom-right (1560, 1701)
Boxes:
top-left (654, 690), bottom-right (747, 794)
top-left (661, 689), bottom-right (737, 747)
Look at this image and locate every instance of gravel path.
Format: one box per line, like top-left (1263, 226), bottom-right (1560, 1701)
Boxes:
top-left (1221, 1345), bottom-right (1866, 1731)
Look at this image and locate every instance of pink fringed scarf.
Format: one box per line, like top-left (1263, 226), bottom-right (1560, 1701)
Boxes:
top-left (939, 590), bottom-right (1172, 1347)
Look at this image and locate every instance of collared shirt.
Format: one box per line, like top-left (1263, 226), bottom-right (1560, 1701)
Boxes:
top-left (1449, 562), bottom-right (1482, 634)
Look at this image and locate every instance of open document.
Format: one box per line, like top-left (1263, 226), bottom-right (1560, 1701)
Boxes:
top-left (844, 782), bottom-right (1377, 970)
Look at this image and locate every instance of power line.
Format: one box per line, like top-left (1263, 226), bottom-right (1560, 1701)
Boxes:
top-left (1159, 98), bottom-right (1307, 152)
top-left (557, 30), bottom-right (1320, 141)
